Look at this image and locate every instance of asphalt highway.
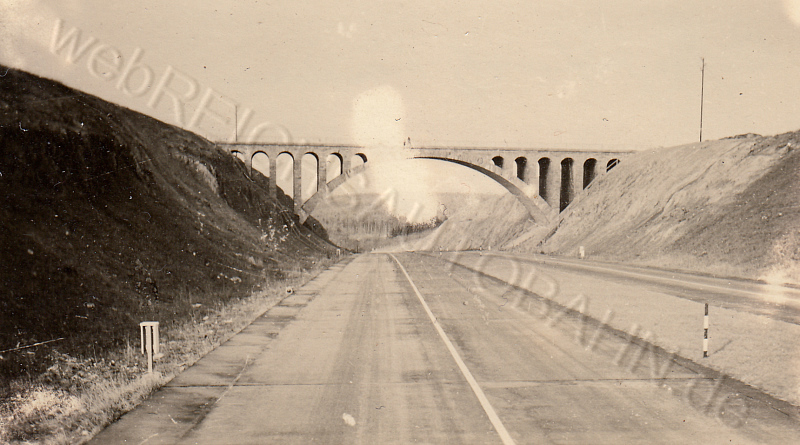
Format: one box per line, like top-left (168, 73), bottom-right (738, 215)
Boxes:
top-left (90, 253), bottom-right (800, 444)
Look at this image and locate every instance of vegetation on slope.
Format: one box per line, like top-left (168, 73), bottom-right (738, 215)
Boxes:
top-left (0, 65), bottom-right (336, 384)
top-left (311, 192), bottom-right (445, 252)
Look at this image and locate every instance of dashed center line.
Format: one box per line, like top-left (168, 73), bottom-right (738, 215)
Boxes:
top-left (388, 253), bottom-right (517, 445)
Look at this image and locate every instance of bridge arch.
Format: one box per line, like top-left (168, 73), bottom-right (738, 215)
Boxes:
top-left (582, 158), bottom-right (597, 189)
top-left (326, 153), bottom-right (343, 183)
top-left (537, 157), bottom-right (553, 208)
top-left (302, 152), bottom-right (320, 201)
top-left (301, 156), bottom-right (553, 226)
top-left (559, 158), bottom-right (575, 212)
top-left (276, 151), bottom-right (295, 198)
top-left (515, 157), bottom-right (527, 182)
top-left (251, 151), bottom-right (270, 177)
top-left (231, 150), bottom-right (246, 163)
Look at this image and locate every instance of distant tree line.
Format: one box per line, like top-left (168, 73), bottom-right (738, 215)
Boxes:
top-left (312, 197), bottom-right (446, 250)
top-left (389, 216), bottom-right (445, 238)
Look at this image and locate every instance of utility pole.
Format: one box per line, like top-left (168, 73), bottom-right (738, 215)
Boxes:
top-left (700, 57), bottom-right (705, 142)
top-left (234, 104), bottom-right (238, 143)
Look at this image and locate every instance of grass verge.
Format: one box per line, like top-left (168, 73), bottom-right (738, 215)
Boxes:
top-left (0, 256), bottom-right (340, 444)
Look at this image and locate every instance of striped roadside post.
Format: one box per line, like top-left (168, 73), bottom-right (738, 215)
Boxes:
top-left (703, 303), bottom-right (709, 358)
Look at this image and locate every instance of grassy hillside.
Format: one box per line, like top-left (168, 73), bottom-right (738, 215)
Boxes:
top-left (0, 65), bottom-right (336, 382)
top-left (524, 132), bottom-right (800, 283)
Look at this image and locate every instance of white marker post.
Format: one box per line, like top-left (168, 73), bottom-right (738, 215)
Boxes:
top-left (703, 304), bottom-right (709, 358)
top-left (579, 246), bottom-right (585, 259)
top-left (140, 321), bottom-right (160, 373)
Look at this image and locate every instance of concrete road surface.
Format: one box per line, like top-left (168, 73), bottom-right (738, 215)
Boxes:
top-left (90, 253), bottom-right (800, 444)
top-left (473, 252), bottom-right (800, 324)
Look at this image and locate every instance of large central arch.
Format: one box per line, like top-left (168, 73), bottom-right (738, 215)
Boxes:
top-left (300, 157), bottom-right (554, 226)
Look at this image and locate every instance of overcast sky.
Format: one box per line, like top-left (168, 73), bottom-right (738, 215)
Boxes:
top-left (3, 1), bottom-right (800, 218)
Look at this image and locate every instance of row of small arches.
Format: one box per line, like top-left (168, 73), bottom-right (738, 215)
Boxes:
top-left (230, 150), bottom-right (368, 201)
top-left (229, 149), bottom-right (620, 213)
top-left (490, 156), bottom-right (619, 182)
top-left (490, 155), bottom-right (620, 211)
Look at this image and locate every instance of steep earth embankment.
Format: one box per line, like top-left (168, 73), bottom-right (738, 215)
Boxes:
top-left (414, 132), bottom-right (799, 284)
top-left (525, 133), bottom-right (800, 283)
top-left (0, 66), bottom-right (335, 380)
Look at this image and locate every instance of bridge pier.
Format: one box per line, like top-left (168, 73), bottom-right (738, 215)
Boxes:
top-left (514, 157), bottom-right (529, 185)
top-left (292, 157), bottom-right (303, 211)
top-left (269, 158), bottom-right (277, 200)
top-left (316, 157), bottom-right (326, 193)
top-left (546, 159), bottom-right (560, 210)
top-left (502, 162), bottom-right (513, 182)
top-left (574, 159), bottom-right (584, 196)
top-left (580, 158), bottom-right (596, 189)
top-left (558, 158), bottom-right (570, 211)
top-left (342, 155), bottom-right (352, 177)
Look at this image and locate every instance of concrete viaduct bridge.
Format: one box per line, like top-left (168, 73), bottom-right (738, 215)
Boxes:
top-left (218, 142), bottom-right (632, 225)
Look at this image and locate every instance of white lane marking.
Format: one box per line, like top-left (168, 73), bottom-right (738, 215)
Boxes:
top-left (389, 253), bottom-right (517, 445)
